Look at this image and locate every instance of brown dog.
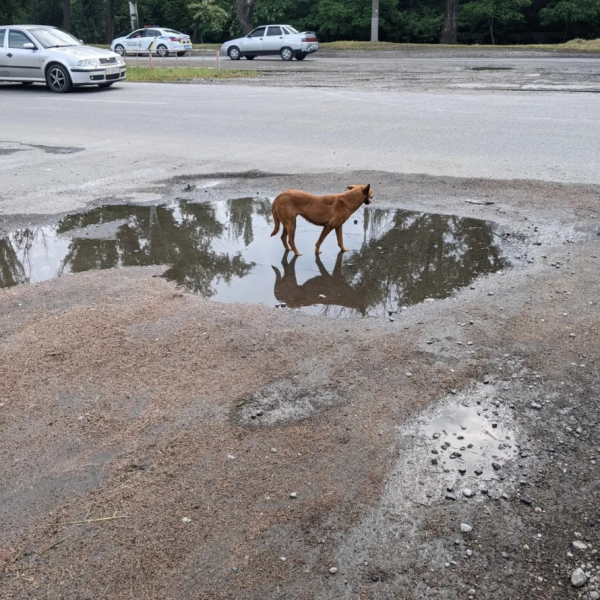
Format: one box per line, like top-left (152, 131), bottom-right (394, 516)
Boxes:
top-left (270, 184), bottom-right (372, 256)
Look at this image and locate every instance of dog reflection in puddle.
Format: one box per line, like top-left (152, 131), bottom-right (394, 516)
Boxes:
top-left (272, 252), bottom-right (369, 314)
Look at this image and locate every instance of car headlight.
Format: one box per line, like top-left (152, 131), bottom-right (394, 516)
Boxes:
top-left (78, 59), bottom-right (99, 67)
top-left (116, 56), bottom-right (124, 65)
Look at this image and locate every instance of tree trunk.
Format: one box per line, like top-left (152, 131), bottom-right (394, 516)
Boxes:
top-left (106, 0), bottom-right (115, 44)
top-left (563, 16), bottom-right (568, 42)
top-left (236, 0), bottom-right (255, 35)
top-left (489, 16), bottom-right (494, 45)
top-left (440, 0), bottom-right (459, 44)
top-left (63, 0), bottom-right (71, 32)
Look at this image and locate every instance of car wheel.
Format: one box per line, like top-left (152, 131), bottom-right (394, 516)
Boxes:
top-left (245, 55), bottom-right (255, 60)
top-left (280, 47), bottom-right (294, 61)
top-left (157, 44), bottom-right (169, 57)
top-left (46, 64), bottom-right (73, 93)
top-left (177, 51), bottom-right (187, 57)
top-left (21, 81), bottom-right (34, 85)
top-left (97, 83), bottom-right (114, 88)
top-left (114, 44), bottom-right (125, 56)
top-left (228, 46), bottom-right (241, 60)
top-left (295, 52), bottom-right (307, 60)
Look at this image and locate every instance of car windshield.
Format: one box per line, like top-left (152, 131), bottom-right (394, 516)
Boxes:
top-left (285, 26), bottom-right (299, 34)
top-left (164, 29), bottom-right (185, 36)
top-left (30, 27), bottom-right (81, 48)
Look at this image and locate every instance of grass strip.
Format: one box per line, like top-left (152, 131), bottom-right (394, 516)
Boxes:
top-left (126, 66), bottom-right (257, 82)
top-left (320, 39), bottom-right (600, 52)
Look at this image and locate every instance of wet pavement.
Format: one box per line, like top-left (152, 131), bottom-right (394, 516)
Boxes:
top-left (0, 199), bottom-right (514, 317)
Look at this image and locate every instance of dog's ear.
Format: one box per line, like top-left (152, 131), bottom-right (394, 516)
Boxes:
top-left (363, 184), bottom-right (371, 197)
top-left (347, 185), bottom-right (357, 191)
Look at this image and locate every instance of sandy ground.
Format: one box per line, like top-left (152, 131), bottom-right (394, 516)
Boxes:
top-left (1, 168), bottom-right (600, 599)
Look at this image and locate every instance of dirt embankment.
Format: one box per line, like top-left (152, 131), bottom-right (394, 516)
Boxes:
top-left (1, 172), bottom-right (600, 599)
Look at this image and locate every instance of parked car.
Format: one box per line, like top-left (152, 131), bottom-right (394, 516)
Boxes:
top-left (221, 25), bottom-right (318, 61)
top-left (111, 27), bottom-right (192, 57)
top-left (0, 24), bottom-right (125, 93)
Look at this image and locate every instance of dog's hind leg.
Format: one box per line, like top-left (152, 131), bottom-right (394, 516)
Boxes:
top-left (315, 225), bottom-right (333, 254)
top-left (281, 227), bottom-right (291, 252)
top-left (335, 225), bottom-right (349, 252)
top-left (287, 221), bottom-right (302, 256)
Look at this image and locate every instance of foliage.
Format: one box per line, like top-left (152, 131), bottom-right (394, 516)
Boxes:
top-left (0, 0), bottom-right (599, 45)
top-left (460, 0), bottom-right (532, 43)
top-left (540, 0), bottom-right (600, 39)
top-left (189, 0), bottom-right (229, 42)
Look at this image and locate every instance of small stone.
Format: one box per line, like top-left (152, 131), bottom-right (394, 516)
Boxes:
top-left (463, 488), bottom-right (474, 498)
top-left (289, 492), bottom-right (297, 499)
top-left (182, 517), bottom-right (192, 523)
top-left (468, 589), bottom-right (476, 596)
top-left (445, 492), bottom-right (457, 501)
top-left (501, 552), bottom-right (509, 559)
top-left (280, 302), bottom-right (286, 308)
top-left (271, 448), bottom-right (277, 453)
top-left (530, 403), bottom-right (542, 410)
top-left (492, 462), bottom-right (502, 471)
top-left (461, 523), bottom-right (473, 533)
top-left (573, 540), bottom-right (588, 551)
top-left (474, 469), bottom-right (483, 476)
top-left (589, 591), bottom-right (600, 600)
top-left (571, 567), bottom-right (587, 587)
top-left (405, 372), bottom-right (412, 377)
top-left (466, 549), bottom-right (472, 557)
top-left (232, 566), bottom-right (238, 573)
top-left (318, 294), bottom-right (326, 299)
top-left (329, 567), bottom-right (338, 575)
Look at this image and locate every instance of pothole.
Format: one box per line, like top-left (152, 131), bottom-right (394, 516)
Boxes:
top-left (470, 66), bottom-right (514, 71)
top-left (0, 198), bottom-right (518, 316)
top-left (232, 377), bottom-right (345, 428)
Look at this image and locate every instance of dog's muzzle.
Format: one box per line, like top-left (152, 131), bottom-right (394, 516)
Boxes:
top-left (364, 198), bottom-right (371, 205)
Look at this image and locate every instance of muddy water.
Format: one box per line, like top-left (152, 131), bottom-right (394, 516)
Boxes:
top-left (422, 404), bottom-right (518, 480)
top-left (0, 199), bottom-right (511, 317)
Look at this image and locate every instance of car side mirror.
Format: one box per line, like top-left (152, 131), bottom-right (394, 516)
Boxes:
top-left (23, 42), bottom-right (36, 50)
top-left (79, 39), bottom-right (84, 43)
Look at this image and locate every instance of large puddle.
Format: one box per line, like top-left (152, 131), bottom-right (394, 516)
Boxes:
top-left (0, 199), bottom-right (512, 317)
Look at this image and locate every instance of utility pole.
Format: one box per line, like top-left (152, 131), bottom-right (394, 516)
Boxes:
top-left (371, 0), bottom-right (379, 42)
top-left (129, 1), bottom-right (139, 31)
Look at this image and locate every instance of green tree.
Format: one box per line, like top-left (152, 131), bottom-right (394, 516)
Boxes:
top-left (460, 0), bottom-right (531, 44)
top-left (189, 0), bottom-right (228, 42)
top-left (540, 0), bottom-right (600, 41)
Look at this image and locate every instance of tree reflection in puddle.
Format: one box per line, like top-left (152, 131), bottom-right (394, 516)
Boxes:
top-left (0, 199), bottom-right (511, 317)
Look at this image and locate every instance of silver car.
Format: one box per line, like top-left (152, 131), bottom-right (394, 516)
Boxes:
top-left (221, 25), bottom-right (318, 61)
top-left (0, 25), bottom-right (126, 93)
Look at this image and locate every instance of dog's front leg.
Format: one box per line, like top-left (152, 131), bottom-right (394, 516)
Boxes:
top-left (315, 225), bottom-right (333, 254)
top-left (335, 225), bottom-right (349, 252)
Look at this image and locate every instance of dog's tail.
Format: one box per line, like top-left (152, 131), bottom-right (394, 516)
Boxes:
top-left (270, 200), bottom-right (280, 237)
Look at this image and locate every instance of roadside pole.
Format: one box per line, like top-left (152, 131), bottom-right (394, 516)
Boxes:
top-left (371, 0), bottom-right (379, 42)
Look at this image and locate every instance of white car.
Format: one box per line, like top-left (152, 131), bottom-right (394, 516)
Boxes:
top-left (0, 24), bottom-right (125, 92)
top-left (111, 27), bottom-right (192, 58)
top-left (221, 25), bottom-right (318, 61)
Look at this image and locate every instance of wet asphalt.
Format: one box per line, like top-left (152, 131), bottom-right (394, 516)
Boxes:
top-left (1, 58), bottom-right (600, 218)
